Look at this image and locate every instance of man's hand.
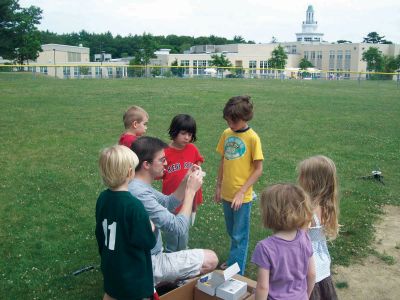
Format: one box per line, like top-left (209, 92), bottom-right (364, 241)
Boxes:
top-left (186, 169), bottom-right (203, 193)
top-left (184, 164), bottom-right (201, 181)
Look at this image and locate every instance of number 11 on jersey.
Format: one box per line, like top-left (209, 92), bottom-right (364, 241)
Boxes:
top-left (102, 219), bottom-right (117, 250)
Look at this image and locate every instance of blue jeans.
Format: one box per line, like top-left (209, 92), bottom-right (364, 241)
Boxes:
top-left (222, 200), bottom-right (252, 275)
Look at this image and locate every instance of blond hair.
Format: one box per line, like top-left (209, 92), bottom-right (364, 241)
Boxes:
top-left (99, 145), bottom-right (139, 189)
top-left (260, 183), bottom-right (312, 232)
top-left (123, 106), bottom-right (148, 129)
top-left (298, 155), bottom-right (339, 239)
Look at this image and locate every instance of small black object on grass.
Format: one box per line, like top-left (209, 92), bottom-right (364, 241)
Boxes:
top-left (72, 265), bottom-right (95, 276)
top-left (359, 170), bottom-right (385, 185)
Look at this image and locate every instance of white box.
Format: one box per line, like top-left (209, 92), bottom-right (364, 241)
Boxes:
top-left (196, 263), bottom-right (243, 296)
top-left (196, 272), bottom-right (222, 295)
top-left (216, 278), bottom-right (248, 300)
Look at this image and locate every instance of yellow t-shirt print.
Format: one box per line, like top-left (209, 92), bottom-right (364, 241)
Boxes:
top-left (224, 136), bottom-right (246, 160)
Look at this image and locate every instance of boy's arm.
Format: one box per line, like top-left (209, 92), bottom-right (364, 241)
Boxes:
top-left (255, 267), bottom-right (269, 300)
top-left (231, 159), bottom-right (263, 210)
top-left (307, 255), bottom-right (316, 298)
top-left (214, 157), bottom-right (224, 203)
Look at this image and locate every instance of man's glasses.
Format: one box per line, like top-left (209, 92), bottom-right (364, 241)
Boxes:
top-left (148, 156), bottom-right (166, 164)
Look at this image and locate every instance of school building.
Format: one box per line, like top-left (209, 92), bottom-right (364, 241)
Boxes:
top-left (31, 44), bottom-right (129, 78)
top-left (153, 5), bottom-right (400, 79)
top-left (29, 5), bottom-right (399, 79)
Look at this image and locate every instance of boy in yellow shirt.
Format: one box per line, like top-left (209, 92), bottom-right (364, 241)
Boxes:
top-left (214, 95), bottom-right (264, 275)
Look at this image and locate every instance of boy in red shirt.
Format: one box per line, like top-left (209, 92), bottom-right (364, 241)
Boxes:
top-left (162, 114), bottom-right (204, 252)
top-left (118, 105), bottom-right (148, 148)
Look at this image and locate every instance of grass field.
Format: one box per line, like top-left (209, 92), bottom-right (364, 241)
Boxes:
top-left (0, 74), bottom-right (399, 299)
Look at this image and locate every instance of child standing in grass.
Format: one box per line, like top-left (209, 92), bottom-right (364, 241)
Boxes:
top-left (162, 114), bottom-right (204, 252)
top-left (95, 145), bottom-right (156, 300)
top-left (214, 95), bottom-right (264, 274)
top-left (118, 105), bottom-right (149, 148)
top-left (252, 183), bottom-right (316, 300)
top-left (298, 155), bottom-right (339, 300)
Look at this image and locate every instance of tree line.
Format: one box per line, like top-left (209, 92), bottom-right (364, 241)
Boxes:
top-left (40, 30), bottom-right (255, 61)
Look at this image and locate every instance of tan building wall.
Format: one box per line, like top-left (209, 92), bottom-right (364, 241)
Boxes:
top-left (157, 42), bottom-right (399, 79)
top-left (30, 44), bottom-right (131, 79)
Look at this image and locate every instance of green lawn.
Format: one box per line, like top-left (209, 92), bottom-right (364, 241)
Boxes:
top-left (1, 74), bottom-right (399, 299)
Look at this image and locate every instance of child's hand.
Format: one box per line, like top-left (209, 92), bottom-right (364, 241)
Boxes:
top-left (214, 186), bottom-right (221, 203)
top-left (231, 191), bottom-right (245, 210)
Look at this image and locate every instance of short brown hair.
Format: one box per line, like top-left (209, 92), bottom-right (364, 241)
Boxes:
top-left (99, 145), bottom-right (139, 189)
top-left (260, 183), bottom-right (312, 231)
top-left (223, 95), bottom-right (253, 122)
top-left (123, 105), bottom-right (148, 129)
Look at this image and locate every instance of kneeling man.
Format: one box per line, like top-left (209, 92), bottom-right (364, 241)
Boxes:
top-left (129, 136), bottom-right (218, 285)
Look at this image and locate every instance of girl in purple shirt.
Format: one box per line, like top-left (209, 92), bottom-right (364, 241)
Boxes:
top-left (251, 184), bottom-right (316, 300)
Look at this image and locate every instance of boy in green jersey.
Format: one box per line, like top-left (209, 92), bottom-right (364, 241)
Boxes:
top-left (96, 145), bottom-right (156, 300)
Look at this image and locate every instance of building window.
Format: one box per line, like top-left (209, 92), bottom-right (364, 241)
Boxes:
top-left (297, 37), bottom-right (302, 41)
top-left (63, 66), bottom-right (71, 78)
top-left (304, 51), bottom-right (309, 60)
top-left (68, 52), bottom-right (82, 62)
top-left (316, 51), bottom-right (322, 69)
top-left (116, 67), bottom-right (123, 78)
top-left (329, 50), bottom-right (335, 70)
top-left (193, 60), bottom-right (206, 75)
top-left (304, 37), bottom-right (312, 42)
top-left (193, 60), bottom-right (198, 75)
top-left (180, 60), bottom-right (189, 75)
top-left (107, 67), bottom-right (113, 78)
top-left (249, 60), bottom-right (257, 75)
top-left (260, 61), bottom-right (268, 74)
top-left (336, 50), bottom-right (343, 71)
top-left (291, 45), bottom-right (297, 54)
top-left (95, 67), bottom-right (101, 78)
top-left (310, 51), bottom-right (316, 61)
top-left (344, 50), bottom-right (351, 77)
top-left (39, 66), bottom-right (48, 75)
top-left (73, 66), bottom-right (80, 77)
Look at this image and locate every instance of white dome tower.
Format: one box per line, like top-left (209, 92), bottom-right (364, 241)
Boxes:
top-left (296, 5), bottom-right (324, 43)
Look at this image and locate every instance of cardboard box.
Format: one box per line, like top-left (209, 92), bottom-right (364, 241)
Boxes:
top-left (196, 263), bottom-right (242, 297)
top-left (216, 278), bottom-right (247, 300)
top-left (160, 274), bottom-right (256, 300)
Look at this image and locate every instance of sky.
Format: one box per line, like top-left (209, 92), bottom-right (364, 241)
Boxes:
top-left (20, 0), bottom-right (400, 44)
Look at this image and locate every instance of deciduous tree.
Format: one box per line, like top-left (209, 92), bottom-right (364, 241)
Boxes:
top-left (362, 47), bottom-right (383, 72)
top-left (299, 58), bottom-right (313, 69)
top-left (0, 0), bottom-right (42, 63)
top-left (268, 45), bottom-right (288, 69)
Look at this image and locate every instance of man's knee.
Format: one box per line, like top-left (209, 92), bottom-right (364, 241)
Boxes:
top-left (201, 249), bottom-right (218, 273)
